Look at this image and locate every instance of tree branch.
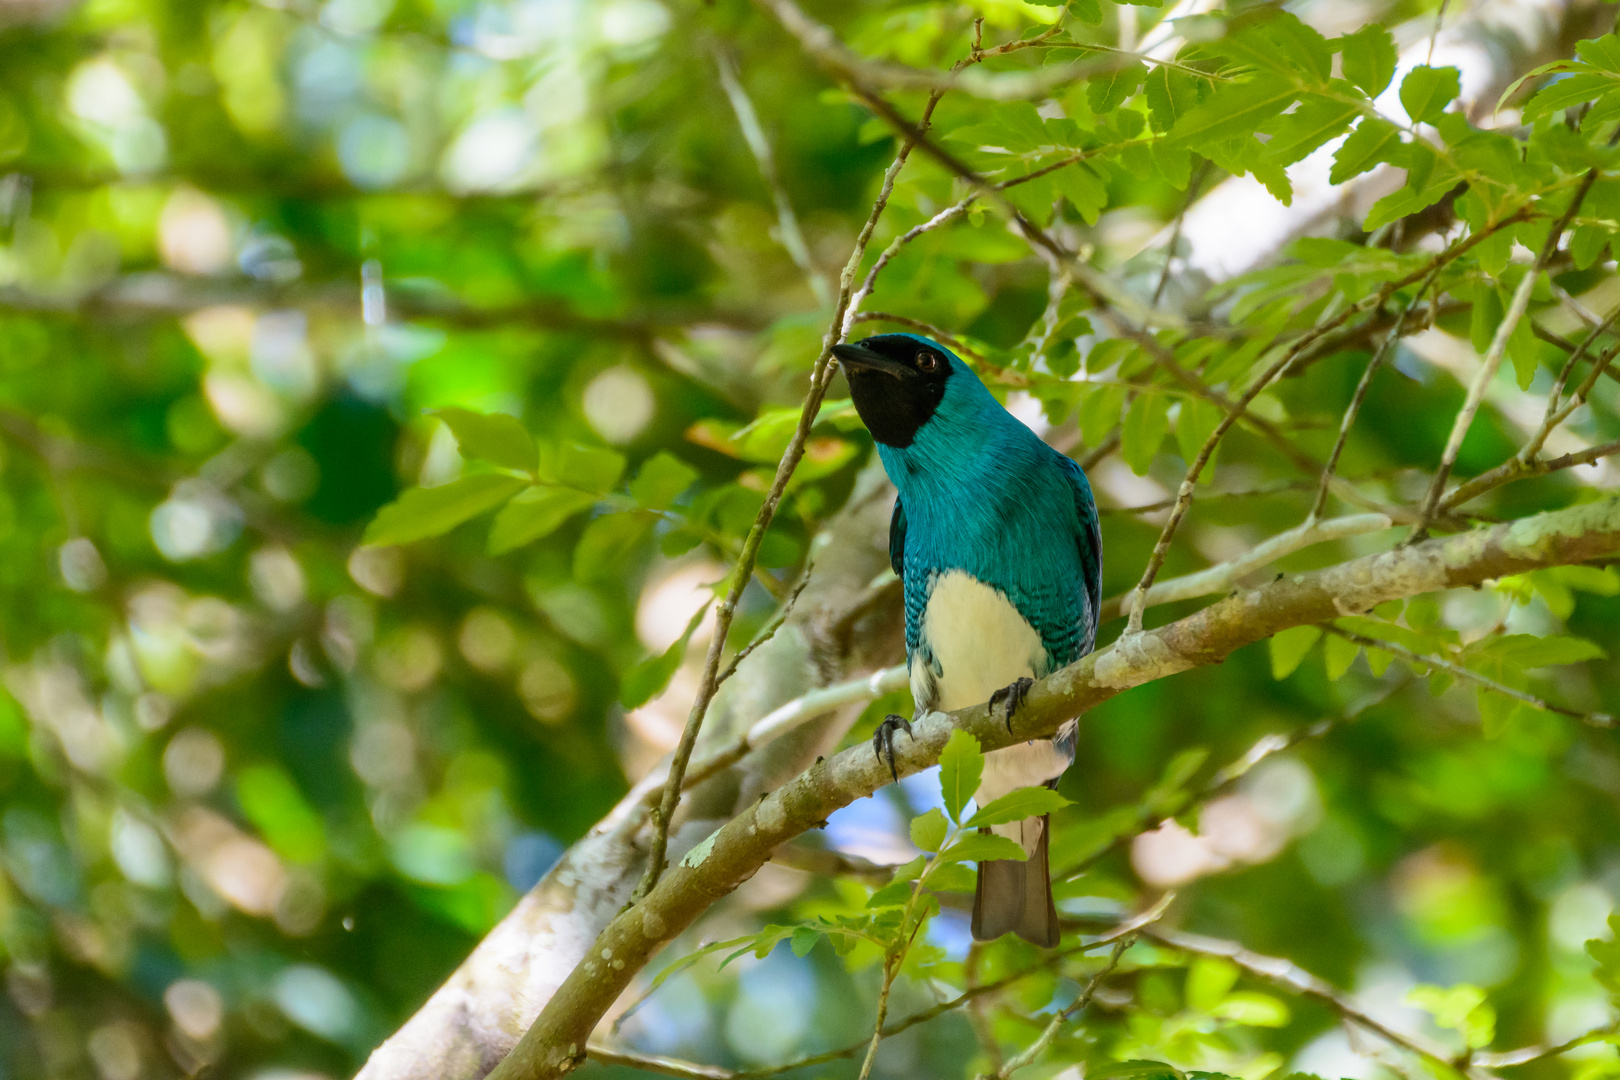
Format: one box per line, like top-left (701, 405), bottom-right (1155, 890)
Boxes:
top-left (485, 495), bottom-right (1620, 1080)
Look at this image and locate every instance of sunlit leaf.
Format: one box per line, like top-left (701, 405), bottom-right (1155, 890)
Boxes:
top-left (432, 407), bottom-right (537, 474)
top-left (966, 787), bottom-right (1071, 827)
top-left (938, 729), bottom-right (984, 823)
top-left (363, 474), bottom-right (528, 547)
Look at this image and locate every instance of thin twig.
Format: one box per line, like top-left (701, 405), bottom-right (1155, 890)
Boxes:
top-left (715, 48), bottom-right (831, 307)
top-left (1469, 1020), bottom-right (1620, 1069)
top-left (1310, 267), bottom-right (1442, 521)
top-left (714, 555), bottom-right (816, 690)
top-left (1152, 160), bottom-right (1210, 307)
top-left (1322, 624), bottom-right (1615, 728)
top-left (1414, 170), bottom-right (1598, 538)
top-left (1442, 307), bottom-right (1620, 510)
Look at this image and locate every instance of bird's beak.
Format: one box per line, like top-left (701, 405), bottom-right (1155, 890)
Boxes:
top-left (831, 342), bottom-right (909, 379)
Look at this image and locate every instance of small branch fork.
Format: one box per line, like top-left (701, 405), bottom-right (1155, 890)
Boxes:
top-left (1414, 170), bottom-right (1600, 538)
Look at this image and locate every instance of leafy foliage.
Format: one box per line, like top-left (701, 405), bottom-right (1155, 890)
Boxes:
top-left (4, 0), bottom-right (1620, 1079)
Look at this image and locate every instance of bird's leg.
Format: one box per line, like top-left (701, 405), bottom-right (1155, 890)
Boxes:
top-left (871, 714), bottom-right (914, 782)
top-left (989, 677), bottom-right (1035, 733)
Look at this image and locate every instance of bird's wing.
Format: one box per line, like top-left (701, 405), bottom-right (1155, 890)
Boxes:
top-left (889, 496), bottom-right (906, 578)
top-left (1056, 454), bottom-right (1103, 655)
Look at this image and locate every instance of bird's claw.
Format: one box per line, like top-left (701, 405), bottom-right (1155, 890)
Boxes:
top-left (990, 677), bottom-right (1035, 733)
top-left (872, 714), bottom-right (914, 782)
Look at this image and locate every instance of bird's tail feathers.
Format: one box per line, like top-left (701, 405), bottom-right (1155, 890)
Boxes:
top-left (971, 814), bottom-right (1058, 948)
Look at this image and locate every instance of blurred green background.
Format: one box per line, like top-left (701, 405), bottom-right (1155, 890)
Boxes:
top-left (5, 0), bottom-right (1620, 1078)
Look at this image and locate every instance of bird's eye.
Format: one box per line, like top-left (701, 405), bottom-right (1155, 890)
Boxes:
top-left (916, 352), bottom-right (940, 373)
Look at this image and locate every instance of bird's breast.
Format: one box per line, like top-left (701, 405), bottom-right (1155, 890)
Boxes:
top-left (910, 569), bottom-right (1048, 714)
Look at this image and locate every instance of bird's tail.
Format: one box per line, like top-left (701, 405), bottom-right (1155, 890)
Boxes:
top-left (971, 814), bottom-right (1058, 947)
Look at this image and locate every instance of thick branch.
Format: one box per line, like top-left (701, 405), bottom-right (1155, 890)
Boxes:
top-left (487, 495), bottom-right (1620, 1080)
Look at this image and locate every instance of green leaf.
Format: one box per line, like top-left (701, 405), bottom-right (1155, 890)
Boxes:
top-left (1340, 25), bottom-right (1397, 97)
top-left (1219, 11), bottom-right (1331, 86)
top-left (1471, 285), bottom-right (1505, 354)
top-left (1469, 634), bottom-right (1606, 667)
top-left (1572, 224), bottom-right (1611, 271)
top-left (1523, 72), bottom-right (1620, 124)
top-left (1578, 33), bottom-right (1620, 73)
top-left (1588, 914), bottom-right (1620, 1001)
top-left (1212, 991), bottom-right (1291, 1026)
top-left (629, 452), bottom-right (699, 510)
top-left (1323, 632), bottom-right (1358, 681)
top-left (432, 407), bottom-right (537, 474)
top-left (790, 926), bottom-right (821, 957)
top-left (1091, 1062), bottom-right (1185, 1080)
top-left (924, 863), bottom-right (976, 893)
top-left (1270, 625), bottom-right (1322, 679)
top-left (1145, 66), bottom-right (1204, 135)
top-left (488, 486), bottom-right (597, 554)
top-left (1330, 118), bottom-right (1401, 184)
top-left (1263, 97), bottom-right (1359, 166)
top-left (1121, 392), bottom-right (1170, 475)
top-left (1153, 139), bottom-right (1193, 190)
top-left (1364, 165), bottom-right (1459, 231)
top-left (1088, 61), bottom-right (1145, 115)
top-left (1186, 956), bottom-right (1239, 1012)
top-left (938, 729), bottom-right (983, 823)
top-left (967, 787), bottom-right (1072, 827)
top-left (890, 855), bottom-right (926, 883)
top-left (363, 474), bottom-right (528, 547)
top-left (1170, 75), bottom-right (1297, 149)
top-left (1068, 0), bottom-right (1102, 23)
top-left (552, 443), bottom-right (627, 494)
top-left (620, 602), bottom-right (708, 709)
top-left (866, 880), bottom-right (914, 908)
top-left (936, 832), bottom-right (1028, 865)
top-left (1078, 382), bottom-right (1128, 448)
top-left (909, 808), bottom-right (947, 853)
top-left (647, 934), bottom-right (753, 992)
top-left (1174, 397), bottom-right (1221, 482)
top-left (1051, 161), bottom-right (1108, 225)
top-left (1400, 65), bottom-right (1461, 123)
top-left (573, 512), bottom-right (652, 582)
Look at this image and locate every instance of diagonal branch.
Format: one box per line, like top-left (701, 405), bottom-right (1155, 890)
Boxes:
top-left (485, 495), bottom-right (1620, 1080)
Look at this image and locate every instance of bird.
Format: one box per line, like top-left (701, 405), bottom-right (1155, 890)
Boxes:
top-left (830, 332), bottom-right (1102, 947)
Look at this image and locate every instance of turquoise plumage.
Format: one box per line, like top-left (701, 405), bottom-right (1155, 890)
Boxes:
top-left (833, 332), bottom-right (1102, 948)
top-left (881, 349), bottom-right (1101, 672)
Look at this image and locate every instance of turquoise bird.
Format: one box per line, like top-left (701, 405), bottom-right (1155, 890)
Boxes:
top-left (831, 332), bottom-right (1102, 947)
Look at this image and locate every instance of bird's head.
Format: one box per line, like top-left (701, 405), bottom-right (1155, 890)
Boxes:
top-left (831, 332), bottom-right (986, 448)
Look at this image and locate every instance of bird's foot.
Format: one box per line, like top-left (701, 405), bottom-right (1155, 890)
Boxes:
top-left (872, 714), bottom-right (914, 782)
top-left (990, 677), bottom-right (1035, 732)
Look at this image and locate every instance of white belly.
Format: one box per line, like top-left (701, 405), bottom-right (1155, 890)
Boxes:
top-left (910, 570), bottom-right (1067, 850)
top-left (913, 570), bottom-right (1046, 713)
